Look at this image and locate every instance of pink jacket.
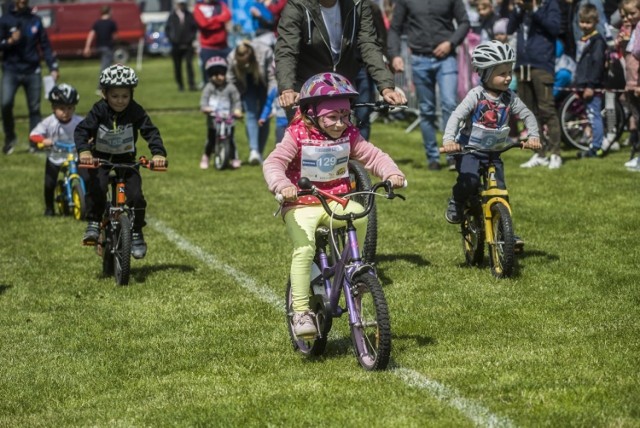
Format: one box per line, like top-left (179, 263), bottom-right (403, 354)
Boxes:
top-left (263, 120), bottom-right (403, 213)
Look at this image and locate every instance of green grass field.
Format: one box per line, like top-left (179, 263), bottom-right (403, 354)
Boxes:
top-left (0, 57), bottom-right (638, 427)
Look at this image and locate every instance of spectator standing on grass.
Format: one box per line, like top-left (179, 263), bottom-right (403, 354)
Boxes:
top-left (503, 0), bottom-right (564, 170)
top-left (194, 0), bottom-right (232, 87)
top-left (0, 0), bottom-right (59, 155)
top-left (226, 40), bottom-right (277, 165)
top-left (275, 0), bottom-right (406, 120)
top-left (83, 5), bottom-right (118, 88)
top-left (574, 3), bottom-right (609, 159)
top-left (166, 0), bottom-right (199, 92)
top-left (388, 0), bottom-right (470, 171)
top-left (618, 0), bottom-right (640, 170)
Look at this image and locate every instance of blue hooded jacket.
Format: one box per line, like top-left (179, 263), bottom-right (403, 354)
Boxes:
top-left (507, 0), bottom-right (561, 76)
top-left (0, 2), bottom-right (59, 74)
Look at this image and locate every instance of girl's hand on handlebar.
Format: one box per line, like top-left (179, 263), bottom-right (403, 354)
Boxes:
top-left (280, 185), bottom-right (298, 202)
top-left (441, 141), bottom-right (462, 153)
top-left (388, 174), bottom-right (405, 188)
top-left (523, 137), bottom-right (541, 150)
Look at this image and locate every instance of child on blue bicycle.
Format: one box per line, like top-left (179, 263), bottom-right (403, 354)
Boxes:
top-left (75, 64), bottom-right (167, 259)
top-left (441, 41), bottom-right (541, 244)
top-left (29, 83), bottom-right (84, 217)
top-left (263, 72), bottom-right (405, 337)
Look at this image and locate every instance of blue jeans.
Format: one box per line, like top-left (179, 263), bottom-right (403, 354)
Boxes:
top-left (585, 94), bottom-right (604, 151)
top-left (2, 69), bottom-right (42, 143)
top-left (243, 87), bottom-right (270, 155)
top-left (411, 54), bottom-right (458, 164)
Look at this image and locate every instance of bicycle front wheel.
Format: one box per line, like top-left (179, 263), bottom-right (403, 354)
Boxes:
top-left (489, 203), bottom-right (515, 278)
top-left (560, 93), bottom-right (590, 150)
top-left (113, 213), bottom-right (132, 286)
top-left (214, 137), bottom-right (231, 170)
top-left (71, 179), bottom-right (86, 220)
top-left (54, 180), bottom-right (69, 216)
top-left (348, 160), bottom-right (377, 263)
top-left (349, 273), bottom-right (391, 371)
top-left (461, 203), bottom-right (484, 266)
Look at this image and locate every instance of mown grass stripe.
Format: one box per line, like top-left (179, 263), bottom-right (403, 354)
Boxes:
top-left (149, 216), bottom-right (514, 428)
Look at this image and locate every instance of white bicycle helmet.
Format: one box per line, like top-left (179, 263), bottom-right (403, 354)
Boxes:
top-left (472, 40), bottom-right (515, 81)
top-left (99, 64), bottom-right (139, 89)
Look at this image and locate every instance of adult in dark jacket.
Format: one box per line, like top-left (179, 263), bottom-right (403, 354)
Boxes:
top-left (388, 0), bottom-right (470, 170)
top-left (506, 0), bottom-right (564, 169)
top-left (0, 0), bottom-right (59, 155)
top-left (275, 0), bottom-right (405, 115)
top-left (166, 0), bottom-right (199, 92)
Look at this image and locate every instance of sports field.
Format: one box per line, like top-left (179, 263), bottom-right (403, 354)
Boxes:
top-left (0, 57), bottom-right (638, 427)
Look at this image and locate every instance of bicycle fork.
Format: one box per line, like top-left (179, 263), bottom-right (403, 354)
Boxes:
top-left (481, 166), bottom-right (512, 245)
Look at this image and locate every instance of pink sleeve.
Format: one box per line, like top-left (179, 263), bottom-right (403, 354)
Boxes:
top-left (632, 23), bottom-right (640, 60)
top-left (262, 131), bottom-right (297, 194)
top-left (350, 134), bottom-right (404, 181)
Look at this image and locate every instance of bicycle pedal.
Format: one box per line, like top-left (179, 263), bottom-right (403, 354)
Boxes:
top-left (82, 240), bottom-right (97, 247)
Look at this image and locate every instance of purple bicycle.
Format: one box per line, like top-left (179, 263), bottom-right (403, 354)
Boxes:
top-left (279, 177), bottom-right (405, 370)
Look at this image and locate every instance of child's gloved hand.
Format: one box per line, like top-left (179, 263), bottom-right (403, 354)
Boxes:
top-left (79, 151), bottom-right (94, 165)
top-left (152, 155), bottom-right (167, 168)
top-left (441, 141), bottom-right (461, 153)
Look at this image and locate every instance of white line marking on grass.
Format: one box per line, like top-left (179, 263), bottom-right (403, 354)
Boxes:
top-left (149, 217), bottom-right (515, 428)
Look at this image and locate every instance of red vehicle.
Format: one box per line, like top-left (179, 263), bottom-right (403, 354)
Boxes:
top-left (33, 2), bottom-right (145, 62)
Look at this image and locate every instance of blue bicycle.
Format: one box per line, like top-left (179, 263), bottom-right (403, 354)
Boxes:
top-left (49, 141), bottom-right (87, 220)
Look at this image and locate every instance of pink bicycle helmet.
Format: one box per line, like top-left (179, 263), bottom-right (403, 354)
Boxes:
top-left (205, 56), bottom-right (228, 77)
top-left (298, 72), bottom-right (359, 110)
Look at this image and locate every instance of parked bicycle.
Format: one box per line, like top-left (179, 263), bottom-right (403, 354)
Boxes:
top-left (558, 88), bottom-right (626, 151)
top-left (446, 142), bottom-right (534, 278)
top-left (277, 177), bottom-right (405, 370)
top-left (81, 157), bottom-right (166, 286)
top-left (209, 112), bottom-right (237, 170)
top-left (40, 140), bottom-right (87, 220)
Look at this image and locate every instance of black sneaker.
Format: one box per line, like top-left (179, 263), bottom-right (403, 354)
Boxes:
top-left (445, 198), bottom-right (462, 224)
top-left (44, 208), bottom-right (54, 217)
top-left (3, 138), bottom-right (16, 155)
top-left (132, 230), bottom-right (147, 259)
top-left (83, 221), bottom-right (100, 245)
top-left (428, 161), bottom-right (441, 171)
top-left (447, 157), bottom-right (456, 171)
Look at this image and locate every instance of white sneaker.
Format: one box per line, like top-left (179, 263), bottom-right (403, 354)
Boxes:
top-left (292, 311), bottom-right (317, 337)
top-left (520, 153), bottom-right (549, 168)
top-left (248, 150), bottom-right (262, 165)
top-left (548, 154), bottom-right (562, 169)
top-left (200, 154), bottom-right (209, 169)
top-left (609, 141), bottom-right (621, 152)
top-left (624, 157), bottom-right (639, 168)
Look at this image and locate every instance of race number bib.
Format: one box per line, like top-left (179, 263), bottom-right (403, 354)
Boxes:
top-left (469, 123), bottom-right (510, 151)
top-left (95, 125), bottom-right (135, 154)
top-left (300, 141), bottom-right (350, 182)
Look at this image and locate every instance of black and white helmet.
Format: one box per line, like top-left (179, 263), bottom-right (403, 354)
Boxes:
top-left (48, 83), bottom-right (79, 105)
top-left (472, 40), bottom-right (515, 72)
top-left (99, 64), bottom-right (139, 89)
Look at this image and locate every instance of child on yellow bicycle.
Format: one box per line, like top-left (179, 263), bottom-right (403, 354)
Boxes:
top-left (441, 41), bottom-right (541, 239)
top-left (263, 72), bottom-right (405, 337)
top-left (29, 84), bottom-right (84, 217)
top-left (75, 64), bottom-right (167, 259)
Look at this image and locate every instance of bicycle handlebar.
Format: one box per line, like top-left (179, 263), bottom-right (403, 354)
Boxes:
top-left (352, 100), bottom-right (408, 114)
top-left (79, 156), bottom-right (168, 171)
top-left (439, 141), bottom-right (533, 155)
top-left (275, 177), bottom-right (406, 221)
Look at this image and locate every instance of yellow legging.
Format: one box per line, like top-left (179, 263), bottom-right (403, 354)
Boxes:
top-left (284, 200), bottom-right (367, 313)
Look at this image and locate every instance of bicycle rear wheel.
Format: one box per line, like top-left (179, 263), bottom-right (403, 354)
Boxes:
top-left (214, 137), bottom-right (231, 170)
top-left (101, 225), bottom-right (114, 277)
top-left (71, 179), bottom-right (86, 220)
top-left (461, 203), bottom-right (484, 266)
top-left (489, 203), bottom-right (515, 278)
top-left (348, 160), bottom-right (377, 263)
top-left (113, 213), bottom-right (132, 285)
top-left (349, 272), bottom-right (391, 371)
top-left (285, 277), bottom-right (329, 356)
